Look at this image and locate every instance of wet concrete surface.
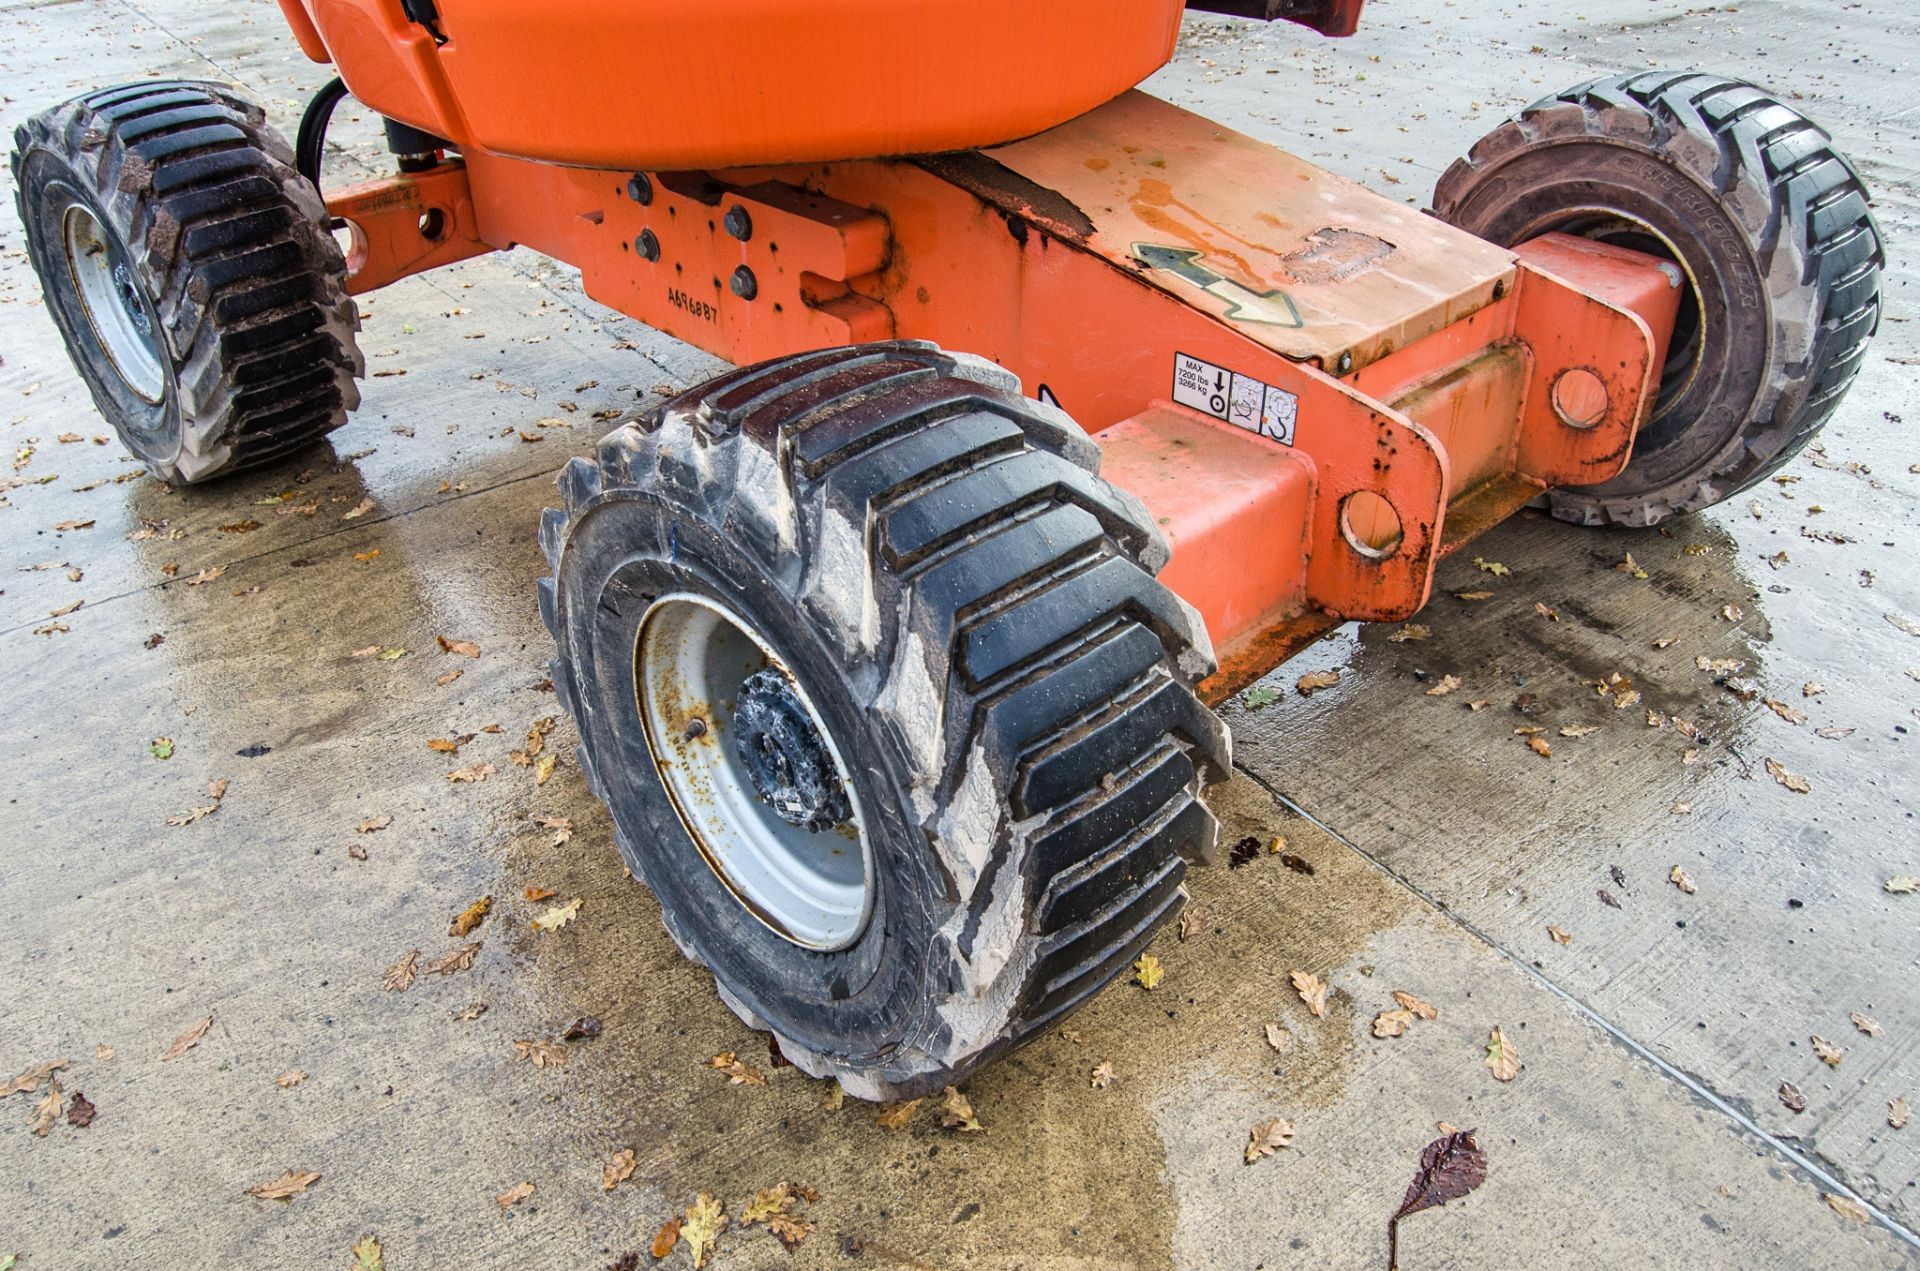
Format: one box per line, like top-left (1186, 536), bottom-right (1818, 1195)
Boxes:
top-left (1, 0), bottom-right (1916, 1267)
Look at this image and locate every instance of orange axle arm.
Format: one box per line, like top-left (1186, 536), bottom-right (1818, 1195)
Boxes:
top-left (326, 92), bottom-right (1678, 700)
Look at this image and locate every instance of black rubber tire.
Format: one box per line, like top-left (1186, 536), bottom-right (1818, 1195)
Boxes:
top-left (1433, 71), bottom-right (1882, 526)
top-left (12, 80), bottom-right (362, 484)
top-left (539, 342), bottom-right (1230, 1098)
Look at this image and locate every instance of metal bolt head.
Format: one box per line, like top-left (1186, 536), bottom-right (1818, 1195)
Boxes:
top-left (626, 173), bottom-right (654, 205)
top-left (635, 228), bottom-right (660, 262)
top-left (1336, 351), bottom-right (1354, 374)
top-left (722, 205), bottom-right (752, 241)
top-left (729, 265), bottom-right (758, 300)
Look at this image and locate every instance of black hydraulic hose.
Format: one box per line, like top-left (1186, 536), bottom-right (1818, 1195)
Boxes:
top-left (295, 76), bottom-right (350, 195)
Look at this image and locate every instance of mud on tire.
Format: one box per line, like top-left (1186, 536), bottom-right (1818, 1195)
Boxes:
top-left (12, 80), bottom-right (362, 483)
top-left (539, 342), bottom-right (1230, 1098)
top-left (1434, 71), bottom-right (1882, 526)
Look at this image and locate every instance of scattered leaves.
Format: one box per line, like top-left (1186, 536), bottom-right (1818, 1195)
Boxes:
top-left (1824, 1194), bottom-right (1871, 1225)
top-left (247, 1169), bottom-right (321, 1201)
top-left (1290, 969), bottom-right (1328, 1018)
top-left (1373, 1009), bottom-right (1415, 1038)
top-left (1425, 674), bottom-right (1460, 697)
top-left (449, 896), bottom-right (493, 937)
top-left (682, 1194), bottom-right (727, 1268)
top-left (383, 949), bottom-right (420, 992)
top-left (1547, 925), bottom-right (1573, 946)
top-left (1387, 623), bottom-right (1430, 643)
top-left (1296, 669), bottom-right (1340, 695)
top-left (706, 1052), bottom-right (766, 1085)
top-left (1090, 1061), bottom-right (1115, 1089)
top-left (351, 1235), bottom-right (385, 1271)
top-left (3, 1058), bottom-right (69, 1097)
top-left (1472, 557), bottom-right (1510, 577)
top-left (875, 1099), bottom-right (921, 1130)
top-left (1242, 684), bottom-right (1281, 709)
top-left (276, 1070), bottom-right (308, 1089)
top-left (938, 1085), bottom-right (983, 1132)
top-left (1133, 953), bottom-right (1165, 990)
top-left (1811, 1035), bottom-right (1845, 1067)
top-left (1890, 1097), bottom-right (1909, 1130)
top-left (495, 1181), bottom-right (535, 1209)
top-left (161, 1016), bottom-right (213, 1062)
top-left (1244, 1117), bottom-right (1295, 1164)
top-left (514, 1039), bottom-right (569, 1069)
top-left (1779, 1081), bottom-right (1807, 1113)
top-left (447, 760), bottom-right (495, 784)
top-left (740, 1183), bottom-right (818, 1248)
top-left (1264, 1023), bottom-right (1290, 1053)
top-left (436, 635), bottom-right (481, 658)
top-left (1766, 758), bottom-right (1811, 794)
top-left (419, 940), bottom-right (482, 978)
top-left (30, 1080), bottom-right (62, 1136)
top-left (1669, 865), bottom-right (1696, 895)
top-left (600, 1148), bottom-right (637, 1192)
top-left (1388, 1130), bottom-right (1488, 1270)
top-left (1850, 1013), bottom-right (1882, 1038)
top-left (1484, 1026), bottom-right (1520, 1081)
top-left (531, 898), bottom-right (583, 932)
top-left (1393, 991), bottom-right (1437, 1021)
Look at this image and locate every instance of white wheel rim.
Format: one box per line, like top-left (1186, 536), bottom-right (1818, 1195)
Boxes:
top-left (62, 203), bottom-right (166, 403)
top-left (635, 593), bottom-right (874, 950)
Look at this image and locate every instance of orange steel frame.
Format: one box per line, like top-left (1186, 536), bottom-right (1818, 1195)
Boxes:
top-left (323, 92), bottom-right (1681, 704)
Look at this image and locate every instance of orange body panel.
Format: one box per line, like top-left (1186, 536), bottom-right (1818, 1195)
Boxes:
top-left (280, 0), bottom-right (1184, 169)
top-left (323, 92), bottom-right (1678, 699)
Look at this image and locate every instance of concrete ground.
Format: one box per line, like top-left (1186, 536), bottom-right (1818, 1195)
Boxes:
top-left (1, 0), bottom-right (1915, 1267)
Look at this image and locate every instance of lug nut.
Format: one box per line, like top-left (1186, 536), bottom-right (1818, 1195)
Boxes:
top-left (722, 205), bottom-right (752, 241)
top-left (626, 173), bottom-right (653, 205)
top-left (729, 265), bottom-right (758, 300)
top-left (635, 228), bottom-right (660, 262)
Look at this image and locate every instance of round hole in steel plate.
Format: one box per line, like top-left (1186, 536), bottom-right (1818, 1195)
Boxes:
top-left (1339, 490), bottom-right (1404, 561)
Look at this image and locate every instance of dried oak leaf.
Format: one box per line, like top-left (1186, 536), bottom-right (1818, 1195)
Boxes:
top-left (1177, 906), bottom-right (1206, 940)
top-left (449, 896), bottom-right (493, 937)
top-left (496, 1181), bottom-right (535, 1209)
top-left (706, 1052), bottom-right (766, 1086)
top-left (1264, 1024), bottom-right (1291, 1053)
top-left (514, 1039), bottom-right (569, 1069)
top-left (563, 1017), bottom-right (603, 1041)
top-left (247, 1169), bottom-right (321, 1201)
top-left (357, 814), bottom-right (393, 834)
top-left (1766, 758), bottom-right (1811, 794)
top-left (3, 1058), bottom-right (69, 1097)
top-left (1296, 669), bottom-right (1340, 696)
top-left (426, 943), bottom-right (482, 976)
top-left (1133, 953), bottom-right (1165, 990)
top-left (874, 1099), bottom-right (922, 1130)
top-left (682, 1193), bottom-right (727, 1268)
top-left (66, 1091), bottom-right (96, 1127)
top-left (1824, 1193), bottom-right (1871, 1225)
top-left (531, 898), bottom-right (583, 932)
top-left (1889, 1097), bottom-right (1909, 1130)
top-left (1547, 925), bottom-right (1573, 946)
top-left (1484, 1026), bottom-right (1521, 1081)
top-left (525, 886), bottom-right (557, 902)
top-left (1811, 1035), bottom-right (1845, 1067)
top-left (1387, 623), bottom-right (1430, 643)
top-left (1244, 1117), bottom-right (1294, 1164)
top-left (1387, 1129), bottom-right (1488, 1270)
top-left (1669, 866), bottom-right (1697, 895)
top-left (1392, 991), bottom-right (1437, 1021)
top-left (161, 1015), bottom-right (213, 1062)
top-left (651, 1217), bottom-right (684, 1260)
top-left (436, 635), bottom-right (481, 658)
top-left (1850, 1012), bottom-right (1882, 1038)
top-left (447, 760), bottom-right (495, 784)
top-left (1290, 969), bottom-right (1328, 1018)
top-left (1373, 1009), bottom-right (1415, 1039)
top-left (30, 1079), bottom-right (62, 1136)
top-left (276, 1070), bottom-right (308, 1089)
top-left (1090, 1061), bottom-right (1115, 1089)
top-left (535, 753), bottom-right (558, 786)
top-left (1425, 674), bottom-right (1461, 697)
top-left (602, 1148), bottom-right (637, 1191)
top-left (1778, 1081), bottom-right (1807, 1113)
top-left (938, 1085), bottom-right (983, 1132)
top-left (383, 950), bottom-right (420, 992)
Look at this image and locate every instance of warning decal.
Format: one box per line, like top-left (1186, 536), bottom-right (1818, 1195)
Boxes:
top-left (1171, 351), bottom-right (1297, 446)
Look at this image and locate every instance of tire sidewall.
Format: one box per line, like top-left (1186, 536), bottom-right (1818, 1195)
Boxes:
top-left (18, 148), bottom-right (183, 472)
top-left (1442, 139), bottom-right (1773, 497)
top-left (557, 487), bottom-right (944, 1068)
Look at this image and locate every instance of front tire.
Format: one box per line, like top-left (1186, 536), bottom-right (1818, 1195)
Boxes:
top-left (12, 80), bottom-right (362, 483)
top-left (1434, 71), bottom-right (1882, 526)
top-left (540, 343), bottom-right (1230, 1098)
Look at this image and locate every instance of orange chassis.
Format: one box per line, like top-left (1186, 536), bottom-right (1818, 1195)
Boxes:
top-left (327, 89), bottom-right (1680, 703)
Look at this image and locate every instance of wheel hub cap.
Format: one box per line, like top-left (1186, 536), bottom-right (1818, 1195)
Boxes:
top-left (733, 668), bottom-right (854, 832)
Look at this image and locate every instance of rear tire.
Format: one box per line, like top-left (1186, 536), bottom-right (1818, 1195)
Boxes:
top-left (12, 80), bottom-right (362, 483)
top-left (540, 342), bottom-right (1230, 1098)
top-left (1434, 71), bottom-right (1882, 526)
